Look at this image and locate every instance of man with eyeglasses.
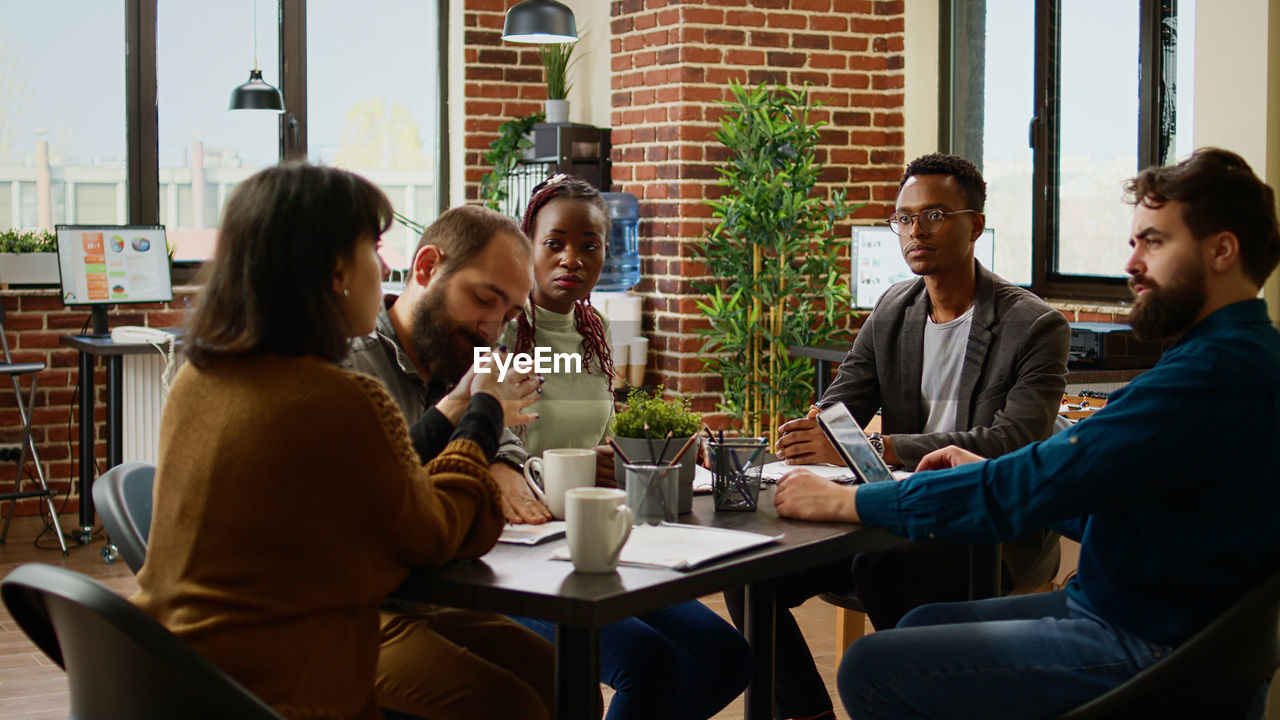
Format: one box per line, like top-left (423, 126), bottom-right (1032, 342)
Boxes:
top-left (723, 153), bottom-right (1070, 720)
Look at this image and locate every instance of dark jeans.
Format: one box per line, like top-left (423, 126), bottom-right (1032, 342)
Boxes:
top-left (514, 599), bottom-right (752, 720)
top-left (723, 541), bottom-right (1015, 720)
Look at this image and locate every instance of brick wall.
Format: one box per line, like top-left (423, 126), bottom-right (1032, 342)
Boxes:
top-left (463, 0), bottom-right (908, 428)
top-left (608, 0), bottom-right (906, 425)
top-left (0, 290), bottom-right (194, 517)
top-left (462, 0), bottom-right (550, 203)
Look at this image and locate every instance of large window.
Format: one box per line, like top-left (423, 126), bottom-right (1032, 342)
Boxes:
top-left (307, 0), bottom-right (441, 270)
top-left (945, 0), bottom-right (1193, 299)
top-left (0, 2), bottom-right (127, 233)
top-left (3, 0), bottom-right (446, 268)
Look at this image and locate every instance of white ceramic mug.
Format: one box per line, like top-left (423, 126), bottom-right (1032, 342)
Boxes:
top-left (524, 448), bottom-right (597, 519)
top-left (565, 488), bottom-right (633, 573)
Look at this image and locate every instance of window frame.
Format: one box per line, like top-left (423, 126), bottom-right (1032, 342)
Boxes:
top-left (940, 0), bottom-right (1178, 301)
top-left (122, 0), bottom-right (449, 268)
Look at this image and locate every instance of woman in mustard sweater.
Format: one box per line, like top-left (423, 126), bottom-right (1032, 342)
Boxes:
top-left (133, 164), bottom-right (552, 720)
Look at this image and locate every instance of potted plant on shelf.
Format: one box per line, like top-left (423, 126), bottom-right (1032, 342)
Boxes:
top-left (609, 388), bottom-right (702, 512)
top-left (479, 111), bottom-right (545, 218)
top-left (695, 81), bottom-right (863, 446)
top-left (538, 39), bottom-right (577, 124)
top-left (0, 228), bottom-right (60, 286)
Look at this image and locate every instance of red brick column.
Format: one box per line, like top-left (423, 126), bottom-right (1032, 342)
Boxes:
top-left (608, 0), bottom-right (907, 424)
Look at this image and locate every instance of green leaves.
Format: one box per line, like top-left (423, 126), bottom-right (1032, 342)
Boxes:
top-left (611, 388), bottom-right (702, 439)
top-left (479, 111), bottom-right (546, 214)
top-left (538, 41), bottom-right (577, 100)
top-left (0, 228), bottom-right (56, 253)
top-left (694, 81), bottom-right (865, 431)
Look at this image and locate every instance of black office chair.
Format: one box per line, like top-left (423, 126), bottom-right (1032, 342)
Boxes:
top-left (822, 533), bottom-right (1063, 651)
top-left (1052, 566), bottom-right (1280, 719)
top-left (0, 563), bottom-right (286, 720)
top-left (91, 461), bottom-right (155, 572)
top-left (0, 305), bottom-right (67, 554)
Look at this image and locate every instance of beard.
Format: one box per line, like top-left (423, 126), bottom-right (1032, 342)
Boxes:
top-left (1127, 258), bottom-right (1207, 342)
top-left (410, 281), bottom-right (489, 384)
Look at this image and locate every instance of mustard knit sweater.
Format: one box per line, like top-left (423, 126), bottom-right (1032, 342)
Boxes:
top-left (132, 354), bottom-right (503, 720)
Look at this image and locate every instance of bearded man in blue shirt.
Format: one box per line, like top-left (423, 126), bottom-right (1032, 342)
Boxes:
top-left (775, 147), bottom-right (1280, 720)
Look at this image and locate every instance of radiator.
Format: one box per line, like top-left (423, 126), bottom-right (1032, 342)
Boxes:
top-left (122, 351), bottom-right (179, 464)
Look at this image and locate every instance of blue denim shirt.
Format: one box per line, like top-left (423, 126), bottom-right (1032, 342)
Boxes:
top-left (857, 299), bottom-right (1280, 647)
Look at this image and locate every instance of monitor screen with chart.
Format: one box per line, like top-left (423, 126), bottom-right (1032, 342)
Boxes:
top-left (55, 225), bottom-right (173, 335)
top-left (849, 225), bottom-right (996, 309)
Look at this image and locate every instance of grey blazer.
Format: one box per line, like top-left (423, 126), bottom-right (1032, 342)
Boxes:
top-left (821, 262), bottom-right (1070, 469)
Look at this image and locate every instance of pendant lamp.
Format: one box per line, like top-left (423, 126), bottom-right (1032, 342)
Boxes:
top-left (229, 0), bottom-right (284, 111)
top-left (501, 0), bottom-right (578, 44)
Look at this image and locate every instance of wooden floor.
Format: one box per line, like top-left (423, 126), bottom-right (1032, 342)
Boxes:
top-left (0, 514), bottom-right (852, 720)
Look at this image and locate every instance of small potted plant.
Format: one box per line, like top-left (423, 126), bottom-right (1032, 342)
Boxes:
top-left (538, 40), bottom-right (576, 124)
top-left (0, 228), bottom-right (60, 286)
top-left (610, 388), bottom-right (702, 513)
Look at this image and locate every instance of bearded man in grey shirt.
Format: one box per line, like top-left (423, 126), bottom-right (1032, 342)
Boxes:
top-left (726, 154), bottom-right (1071, 720)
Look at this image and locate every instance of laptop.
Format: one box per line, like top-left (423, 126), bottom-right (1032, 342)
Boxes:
top-left (815, 404), bottom-right (895, 484)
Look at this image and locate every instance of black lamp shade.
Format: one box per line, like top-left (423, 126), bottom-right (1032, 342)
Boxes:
top-left (502, 0), bottom-right (577, 43)
top-left (229, 68), bottom-right (284, 111)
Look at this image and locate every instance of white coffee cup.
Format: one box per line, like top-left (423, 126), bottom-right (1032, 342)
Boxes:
top-left (565, 488), bottom-right (633, 573)
top-left (524, 448), bottom-right (597, 520)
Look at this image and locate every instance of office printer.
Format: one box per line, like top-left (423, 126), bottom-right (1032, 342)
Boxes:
top-left (1068, 322), bottom-right (1162, 369)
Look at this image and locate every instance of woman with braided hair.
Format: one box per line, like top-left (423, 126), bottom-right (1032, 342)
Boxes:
top-left (501, 175), bottom-right (753, 720)
top-left (499, 175), bottom-right (616, 459)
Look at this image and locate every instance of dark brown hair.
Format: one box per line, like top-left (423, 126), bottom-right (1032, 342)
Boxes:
top-left (1125, 147), bottom-right (1280, 286)
top-left (416, 204), bottom-right (529, 280)
top-left (185, 163), bottom-right (393, 367)
top-left (899, 153), bottom-right (987, 212)
top-left (514, 176), bottom-right (615, 384)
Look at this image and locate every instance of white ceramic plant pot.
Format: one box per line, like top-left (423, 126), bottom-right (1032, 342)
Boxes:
top-left (545, 99), bottom-right (570, 124)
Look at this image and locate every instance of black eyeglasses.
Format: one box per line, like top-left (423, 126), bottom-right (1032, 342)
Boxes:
top-left (886, 208), bottom-right (977, 236)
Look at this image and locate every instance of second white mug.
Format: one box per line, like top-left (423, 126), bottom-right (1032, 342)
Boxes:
top-left (565, 487), bottom-right (632, 573)
top-left (524, 448), bottom-right (597, 519)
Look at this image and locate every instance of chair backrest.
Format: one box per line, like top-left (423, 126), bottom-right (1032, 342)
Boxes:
top-left (1054, 565), bottom-right (1280, 719)
top-left (0, 563), bottom-right (285, 720)
top-left (91, 462), bottom-right (155, 573)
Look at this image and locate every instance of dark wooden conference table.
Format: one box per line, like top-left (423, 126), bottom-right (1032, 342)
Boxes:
top-left (395, 490), bottom-right (897, 720)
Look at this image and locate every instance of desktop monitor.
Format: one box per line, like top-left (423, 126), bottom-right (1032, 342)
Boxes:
top-left (55, 225), bottom-right (173, 336)
top-left (849, 225), bottom-right (996, 309)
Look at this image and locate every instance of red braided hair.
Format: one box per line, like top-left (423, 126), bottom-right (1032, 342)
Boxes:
top-left (515, 175), bottom-right (616, 384)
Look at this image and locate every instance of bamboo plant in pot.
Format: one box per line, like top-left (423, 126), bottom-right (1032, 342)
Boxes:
top-left (694, 81), bottom-right (861, 447)
top-left (609, 388), bottom-right (702, 513)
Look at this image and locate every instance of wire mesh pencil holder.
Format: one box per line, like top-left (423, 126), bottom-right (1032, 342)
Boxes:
top-left (709, 437), bottom-right (767, 511)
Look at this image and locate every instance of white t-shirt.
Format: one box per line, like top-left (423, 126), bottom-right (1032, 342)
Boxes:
top-left (920, 304), bottom-right (975, 434)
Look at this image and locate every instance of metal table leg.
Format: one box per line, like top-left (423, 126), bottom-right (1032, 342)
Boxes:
top-left (968, 543), bottom-right (1002, 600)
top-left (555, 624), bottom-right (600, 720)
top-left (76, 350), bottom-right (94, 544)
top-left (744, 581), bottom-right (776, 720)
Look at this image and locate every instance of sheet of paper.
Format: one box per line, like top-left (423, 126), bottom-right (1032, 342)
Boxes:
top-left (759, 460), bottom-right (855, 483)
top-left (553, 522), bottom-right (782, 571)
top-left (498, 521), bottom-right (566, 545)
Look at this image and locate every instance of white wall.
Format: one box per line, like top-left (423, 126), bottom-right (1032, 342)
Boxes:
top-left (904, 0), bottom-right (941, 163)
